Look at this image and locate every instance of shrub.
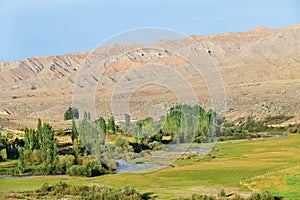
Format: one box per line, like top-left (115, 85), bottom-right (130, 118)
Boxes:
top-left (148, 141), bottom-right (161, 150)
top-left (88, 159), bottom-right (107, 176)
top-left (249, 191), bottom-right (275, 200)
top-left (67, 165), bottom-right (91, 177)
top-left (7, 133), bottom-right (14, 140)
top-left (59, 155), bottom-right (75, 174)
top-left (64, 107), bottom-right (79, 120)
top-left (263, 115), bottom-right (293, 125)
top-left (0, 148), bottom-right (7, 161)
top-left (24, 149), bottom-right (33, 163)
top-left (56, 128), bottom-right (65, 136)
top-left (107, 159), bottom-right (117, 170)
top-left (218, 189), bottom-right (226, 197)
top-left (288, 127), bottom-right (297, 133)
top-left (32, 149), bottom-right (42, 163)
top-left (64, 155), bottom-right (75, 168)
top-left (115, 135), bottom-right (129, 150)
top-left (82, 155), bottom-right (95, 167)
top-left (19, 182), bottom-right (150, 199)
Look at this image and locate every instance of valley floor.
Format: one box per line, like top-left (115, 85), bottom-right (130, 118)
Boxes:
top-left (1, 134), bottom-right (300, 199)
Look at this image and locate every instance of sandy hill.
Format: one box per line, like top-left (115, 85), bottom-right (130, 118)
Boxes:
top-left (0, 23), bottom-right (300, 129)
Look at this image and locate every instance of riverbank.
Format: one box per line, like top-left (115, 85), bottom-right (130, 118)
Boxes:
top-left (1, 134), bottom-right (299, 199)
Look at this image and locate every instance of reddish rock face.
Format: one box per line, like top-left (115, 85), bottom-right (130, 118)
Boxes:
top-left (0, 23), bottom-right (300, 129)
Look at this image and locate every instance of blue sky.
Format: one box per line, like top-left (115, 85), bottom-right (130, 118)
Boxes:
top-left (0, 0), bottom-right (299, 62)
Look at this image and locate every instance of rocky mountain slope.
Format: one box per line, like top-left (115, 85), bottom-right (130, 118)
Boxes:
top-left (0, 23), bottom-right (300, 129)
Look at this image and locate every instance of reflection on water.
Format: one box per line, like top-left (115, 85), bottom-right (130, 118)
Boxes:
top-left (115, 159), bottom-right (166, 173)
top-left (167, 144), bottom-right (206, 153)
top-left (115, 146), bottom-right (206, 173)
top-left (261, 133), bottom-right (288, 138)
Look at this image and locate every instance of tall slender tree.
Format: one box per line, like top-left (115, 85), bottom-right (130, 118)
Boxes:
top-left (18, 147), bottom-right (26, 173)
top-left (98, 117), bottom-right (106, 146)
top-left (40, 123), bottom-right (59, 174)
top-left (24, 128), bottom-right (38, 151)
top-left (107, 115), bottom-right (116, 133)
top-left (36, 118), bottom-right (43, 148)
top-left (71, 119), bottom-right (78, 144)
top-left (98, 117), bottom-right (106, 135)
top-left (78, 112), bottom-right (106, 155)
top-left (124, 114), bottom-right (130, 131)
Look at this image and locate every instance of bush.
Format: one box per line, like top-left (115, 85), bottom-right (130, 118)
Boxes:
top-left (88, 159), bottom-right (107, 176)
top-left (32, 149), bottom-right (42, 163)
top-left (66, 157), bottom-right (110, 177)
top-left (82, 155), bottom-right (95, 167)
top-left (0, 148), bottom-right (7, 161)
top-left (18, 182), bottom-right (151, 199)
top-left (249, 191), bottom-right (275, 200)
top-left (7, 133), bottom-right (14, 140)
top-left (59, 155), bottom-right (75, 174)
top-left (288, 127), bottom-right (297, 133)
top-left (115, 135), bottom-right (130, 151)
top-left (104, 159), bottom-right (117, 171)
top-left (67, 165), bottom-right (91, 177)
top-left (187, 191), bottom-right (276, 200)
top-left (264, 115), bottom-right (293, 125)
top-left (24, 149), bottom-right (33, 163)
top-left (56, 128), bottom-right (65, 136)
top-left (190, 193), bottom-right (215, 200)
top-left (218, 189), bottom-right (226, 197)
top-left (148, 141), bottom-right (161, 150)
top-left (64, 107), bottom-right (79, 120)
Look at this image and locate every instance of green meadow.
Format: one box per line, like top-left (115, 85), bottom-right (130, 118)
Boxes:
top-left (1, 134), bottom-right (300, 199)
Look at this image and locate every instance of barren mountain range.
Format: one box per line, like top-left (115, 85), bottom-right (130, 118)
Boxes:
top-left (1, 23), bottom-right (300, 130)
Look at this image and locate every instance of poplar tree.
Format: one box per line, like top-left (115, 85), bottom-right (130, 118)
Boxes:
top-left (71, 119), bottom-right (78, 144)
top-left (40, 123), bottom-right (59, 174)
top-left (107, 115), bottom-right (116, 133)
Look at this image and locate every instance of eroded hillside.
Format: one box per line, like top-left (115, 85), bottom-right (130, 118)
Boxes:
top-left (1, 24), bottom-right (300, 129)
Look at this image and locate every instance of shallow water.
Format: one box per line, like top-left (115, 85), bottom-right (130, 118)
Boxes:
top-left (186, 147), bottom-right (206, 153)
top-left (114, 159), bottom-right (166, 173)
top-left (261, 133), bottom-right (288, 138)
top-left (3, 146), bottom-right (206, 177)
top-left (167, 144), bottom-right (206, 153)
top-left (2, 175), bottom-right (66, 179)
top-left (114, 146), bottom-right (206, 173)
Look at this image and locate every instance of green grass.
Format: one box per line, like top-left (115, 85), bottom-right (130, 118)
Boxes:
top-left (0, 160), bottom-right (18, 168)
top-left (242, 165), bottom-right (300, 199)
top-left (1, 134), bottom-right (300, 199)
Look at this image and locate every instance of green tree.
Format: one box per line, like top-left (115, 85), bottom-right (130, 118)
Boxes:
top-left (0, 133), bottom-right (20, 160)
top-left (0, 132), bottom-right (8, 161)
top-left (36, 118), bottom-right (43, 147)
top-left (133, 121), bottom-right (142, 143)
top-left (78, 113), bottom-right (105, 156)
top-left (141, 117), bottom-right (156, 139)
top-left (73, 138), bottom-right (79, 159)
top-left (24, 127), bottom-right (38, 151)
top-left (40, 123), bottom-right (59, 174)
top-left (98, 117), bottom-right (106, 135)
top-left (161, 104), bottom-right (217, 144)
top-left (18, 147), bottom-right (26, 172)
top-left (64, 107), bottom-right (79, 120)
top-left (107, 115), bottom-right (116, 133)
top-left (124, 114), bottom-right (130, 131)
top-left (71, 119), bottom-right (78, 144)
top-left (0, 148), bottom-right (7, 161)
top-left (115, 135), bottom-right (129, 151)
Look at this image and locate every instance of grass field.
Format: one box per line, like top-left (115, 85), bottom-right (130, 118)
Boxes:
top-left (1, 134), bottom-right (300, 199)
